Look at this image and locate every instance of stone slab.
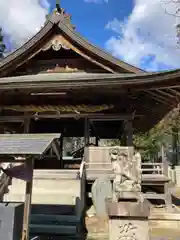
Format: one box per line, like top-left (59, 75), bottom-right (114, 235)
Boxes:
top-left (91, 176), bottom-right (112, 218)
top-left (106, 199), bottom-right (150, 217)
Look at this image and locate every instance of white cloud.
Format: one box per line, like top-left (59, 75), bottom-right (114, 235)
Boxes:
top-left (105, 0), bottom-right (180, 71)
top-left (84, 0), bottom-right (108, 3)
top-left (0, 0), bottom-right (50, 48)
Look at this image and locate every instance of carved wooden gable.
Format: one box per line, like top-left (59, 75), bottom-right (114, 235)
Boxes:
top-left (9, 34), bottom-right (110, 77)
top-left (0, 7), bottom-right (144, 78)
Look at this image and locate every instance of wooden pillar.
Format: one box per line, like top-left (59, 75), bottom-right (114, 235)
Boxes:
top-left (120, 133), bottom-right (126, 146)
top-left (124, 120), bottom-right (133, 146)
top-left (21, 117), bottom-right (34, 240)
top-left (60, 133), bottom-right (63, 168)
top-left (24, 117), bottom-right (30, 133)
top-left (172, 127), bottom-right (179, 167)
top-left (21, 158), bottom-right (34, 240)
top-left (95, 137), bottom-right (99, 146)
top-left (84, 118), bottom-right (90, 147)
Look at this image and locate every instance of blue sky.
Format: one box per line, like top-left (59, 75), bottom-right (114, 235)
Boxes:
top-left (50, 0), bottom-right (134, 48)
top-left (1, 0), bottom-right (180, 72)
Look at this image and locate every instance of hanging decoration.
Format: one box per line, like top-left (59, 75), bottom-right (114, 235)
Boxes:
top-left (3, 104), bottom-right (114, 113)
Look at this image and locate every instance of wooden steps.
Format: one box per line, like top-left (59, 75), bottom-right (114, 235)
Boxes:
top-left (33, 169), bottom-right (80, 180)
top-left (3, 169), bottom-right (85, 238)
top-left (30, 214), bottom-right (80, 237)
top-left (30, 224), bottom-right (77, 235)
top-left (29, 205), bottom-right (82, 238)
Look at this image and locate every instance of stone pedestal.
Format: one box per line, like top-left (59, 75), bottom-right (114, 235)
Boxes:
top-left (106, 199), bottom-right (150, 240)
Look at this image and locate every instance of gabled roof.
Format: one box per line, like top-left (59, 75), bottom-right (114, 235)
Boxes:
top-left (0, 9), bottom-right (145, 77)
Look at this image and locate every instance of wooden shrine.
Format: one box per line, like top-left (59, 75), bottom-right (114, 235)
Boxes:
top-left (0, 5), bottom-right (179, 155)
top-left (0, 5), bottom-right (180, 239)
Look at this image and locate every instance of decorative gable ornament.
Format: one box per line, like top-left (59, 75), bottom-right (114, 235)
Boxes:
top-left (42, 37), bottom-right (71, 52)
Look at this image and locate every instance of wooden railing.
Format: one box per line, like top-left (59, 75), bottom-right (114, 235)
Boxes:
top-left (141, 158), bottom-right (169, 176)
top-left (79, 160), bottom-right (85, 179)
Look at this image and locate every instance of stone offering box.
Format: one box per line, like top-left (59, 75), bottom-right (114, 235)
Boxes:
top-left (106, 199), bottom-right (150, 240)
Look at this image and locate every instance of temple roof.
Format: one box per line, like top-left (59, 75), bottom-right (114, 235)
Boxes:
top-left (0, 70), bottom-right (179, 90)
top-left (0, 7), bottom-right (180, 133)
top-left (0, 9), bottom-right (145, 76)
top-left (0, 69), bottom-right (179, 133)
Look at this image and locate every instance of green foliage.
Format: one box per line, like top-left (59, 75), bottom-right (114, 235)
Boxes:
top-left (106, 139), bottom-right (121, 146)
top-left (108, 107), bottom-right (180, 160)
top-left (134, 105), bottom-right (180, 159)
top-left (133, 128), bottom-right (165, 160)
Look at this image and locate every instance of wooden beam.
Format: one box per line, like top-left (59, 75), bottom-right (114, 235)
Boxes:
top-left (0, 157), bottom-right (25, 163)
top-left (146, 91), bottom-right (173, 106)
top-left (135, 96), bottom-right (160, 114)
top-left (147, 90), bottom-right (172, 103)
top-left (84, 118), bottom-right (90, 147)
top-left (0, 113), bottom-right (139, 122)
top-left (52, 139), bottom-right (61, 160)
top-left (124, 120), bottom-right (133, 146)
top-left (155, 89), bottom-right (176, 99)
top-left (24, 117), bottom-right (30, 133)
top-left (167, 88), bottom-right (180, 98)
top-left (89, 120), bottom-right (100, 142)
top-left (144, 85), bottom-right (180, 91)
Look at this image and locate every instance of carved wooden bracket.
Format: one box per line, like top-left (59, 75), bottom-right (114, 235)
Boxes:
top-left (42, 35), bottom-right (71, 52)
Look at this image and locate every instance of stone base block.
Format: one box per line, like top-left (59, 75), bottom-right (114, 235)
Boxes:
top-left (109, 218), bottom-right (149, 240)
top-left (106, 199), bottom-right (150, 240)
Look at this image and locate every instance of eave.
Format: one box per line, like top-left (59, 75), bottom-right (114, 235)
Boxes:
top-left (0, 71), bottom-right (179, 91)
top-left (0, 22), bottom-right (54, 76)
top-left (0, 71), bottom-right (179, 133)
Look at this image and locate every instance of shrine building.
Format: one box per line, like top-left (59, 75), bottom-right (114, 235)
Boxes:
top-left (0, 6), bottom-right (179, 166)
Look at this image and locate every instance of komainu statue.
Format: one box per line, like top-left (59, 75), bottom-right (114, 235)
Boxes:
top-left (109, 147), bottom-right (142, 201)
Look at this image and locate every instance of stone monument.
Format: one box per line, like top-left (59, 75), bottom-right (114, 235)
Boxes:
top-left (109, 147), bottom-right (142, 201)
top-left (106, 147), bottom-right (150, 240)
top-left (91, 175), bottom-right (113, 218)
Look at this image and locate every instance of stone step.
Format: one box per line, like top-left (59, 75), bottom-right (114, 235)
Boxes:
top-left (9, 179), bottom-right (81, 193)
top-left (86, 169), bottom-right (114, 180)
top-left (4, 193), bottom-right (77, 205)
top-left (30, 214), bottom-right (79, 225)
top-left (34, 169), bottom-right (79, 174)
top-left (86, 168), bottom-right (113, 174)
top-left (86, 163), bottom-right (112, 169)
top-left (9, 188), bottom-right (79, 195)
top-left (29, 213), bottom-right (81, 237)
top-left (30, 234), bottom-right (80, 240)
top-left (31, 204), bottom-right (76, 215)
top-left (30, 224), bottom-right (77, 235)
top-left (33, 169), bottom-right (79, 180)
top-left (143, 193), bottom-right (165, 200)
